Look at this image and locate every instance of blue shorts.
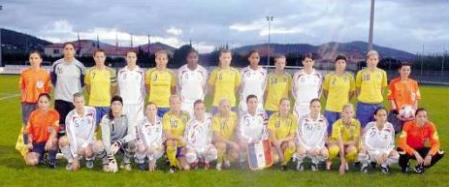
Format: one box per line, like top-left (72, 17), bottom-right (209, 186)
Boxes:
top-left (95, 107), bottom-right (110, 124)
top-left (356, 102), bottom-right (383, 128)
top-left (31, 142), bottom-right (56, 163)
top-left (265, 110), bottom-right (275, 117)
top-left (324, 111), bottom-right (340, 133)
top-left (157, 108), bottom-right (169, 118)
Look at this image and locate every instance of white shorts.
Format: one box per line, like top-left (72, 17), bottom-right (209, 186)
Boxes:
top-left (294, 103), bottom-right (309, 119)
top-left (186, 144), bottom-right (217, 163)
top-left (123, 103), bottom-right (144, 127)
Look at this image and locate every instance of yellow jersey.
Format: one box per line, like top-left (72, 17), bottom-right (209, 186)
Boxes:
top-left (162, 111), bottom-right (190, 138)
top-left (267, 112), bottom-right (298, 140)
top-left (355, 68), bottom-right (387, 103)
top-left (145, 68), bottom-right (176, 108)
top-left (208, 67), bottom-right (241, 107)
top-left (84, 67), bottom-right (116, 107)
top-left (323, 72), bottom-right (355, 112)
top-left (330, 118), bottom-right (361, 143)
top-left (211, 112), bottom-right (238, 140)
top-left (264, 72), bottom-right (292, 111)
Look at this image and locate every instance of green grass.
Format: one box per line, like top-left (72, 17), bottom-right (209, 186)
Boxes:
top-left (0, 74), bottom-right (448, 187)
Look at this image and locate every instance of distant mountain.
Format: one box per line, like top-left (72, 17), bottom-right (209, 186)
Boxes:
top-left (233, 41), bottom-right (416, 61)
top-left (0, 28), bottom-right (51, 53)
top-left (1, 28), bottom-right (415, 61)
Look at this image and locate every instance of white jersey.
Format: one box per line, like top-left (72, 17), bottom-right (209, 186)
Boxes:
top-left (296, 114), bottom-right (328, 149)
top-left (65, 106), bottom-right (97, 155)
top-left (137, 115), bottom-right (163, 148)
top-left (239, 66), bottom-right (267, 112)
top-left (177, 64), bottom-right (208, 115)
top-left (117, 66), bottom-right (146, 105)
top-left (292, 69), bottom-right (322, 117)
top-left (238, 111), bottom-right (267, 142)
top-left (185, 114), bottom-right (213, 151)
top-left (363, 122), bottom-right (395, 155)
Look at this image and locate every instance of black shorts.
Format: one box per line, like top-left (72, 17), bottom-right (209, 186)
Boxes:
top-left (54, 99), bottom-right (74, 134)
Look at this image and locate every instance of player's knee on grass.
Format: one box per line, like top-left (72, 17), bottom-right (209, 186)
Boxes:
top-left (206, 147), bottom-right (218, 162)
top-left (320, 147), bottom-right (329, 159)
top-left (185, 150), bottom-right (197, 164)
top-left (58, 136), bottom-right (69, 147)
top-left (25, 152), bottom-right (39, 166)
top-left (328, 145), bottom-right (340, 160)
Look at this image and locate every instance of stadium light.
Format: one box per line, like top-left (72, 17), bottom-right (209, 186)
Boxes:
top-left (368, 0), bottom-right (375, 51)
top-left (266, 16), bottom-right (274, 66)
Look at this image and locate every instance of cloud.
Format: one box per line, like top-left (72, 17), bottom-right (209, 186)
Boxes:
top-left (0, 0), bottom-right (448, 53)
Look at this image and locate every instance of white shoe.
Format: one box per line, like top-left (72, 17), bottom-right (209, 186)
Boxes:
top-left (224, 160), bottom-right (231, 168)
top-left (216, 162), bottom-right (222, 171)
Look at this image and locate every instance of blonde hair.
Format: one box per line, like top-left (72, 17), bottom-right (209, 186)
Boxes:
top-left (342, 103), bottom-right (354, 111)
top-left (366, 50), bottom-right (379, 59)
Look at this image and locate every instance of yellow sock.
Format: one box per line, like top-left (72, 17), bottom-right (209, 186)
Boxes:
top-left (282, 146), bottom-right (295, 165)
top-left (166, 145), bottom-right (177, 167)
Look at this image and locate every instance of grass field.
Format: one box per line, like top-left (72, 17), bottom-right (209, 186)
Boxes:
top-left (0, 74), bottom-right (448, 187)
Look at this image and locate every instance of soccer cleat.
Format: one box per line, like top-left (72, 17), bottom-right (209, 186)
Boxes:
top-left (281, 165), bottom-right (288, 171)
top-left (216, 162), bottom-right (222, 171)
top-left (123, 164), bottom-right (132, 171)
top-left (86, 160), bottom-right (94, 169)
top-left (224, 160), bottom-right (231, 168)
top-left (103, 164), bottom-right (110, 172)
top-left (380, 165), bottom-right (390, 174)
top-left (65, 163), bottom-right (73, 171)
top-left (138, 163), bottom-right (147, 171)
top-left (414, 164), bottom-right (424, 174)
top-left (169, 166), bottom-right (177, 174)
top-left (56, 153), bottom-right (64, 160)
top-left (48, 161), bottom-right (56, 169)
top-left (295, 162), bottom-right (304, 171)
top-left (311, 163), bottom-right (318, 172)
top-left (360, 163), bottom-right (369, 173)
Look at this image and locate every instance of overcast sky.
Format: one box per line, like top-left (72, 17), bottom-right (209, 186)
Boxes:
top-left (0, 0), bottom-right (448, 53)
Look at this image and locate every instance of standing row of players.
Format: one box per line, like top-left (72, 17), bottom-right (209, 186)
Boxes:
top-left (19, 42), bottom-right (443, 174)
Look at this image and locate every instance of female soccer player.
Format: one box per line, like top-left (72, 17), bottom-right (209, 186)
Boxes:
top-left (163, 95), bottom-right (190, 173)
top-left (358, 108), bottom-right (399, 174)
top-left (177, 48), bottom-right (208, 117)
top-left (51, 42), bottom-right (85, 136)
top-left (208, 49), bottom-right (241, 113)
top-left (387, 62), bottom-right (421, 132)
top-left (398, 108), bottom-right (444, 174)
top-left (355, 50), bottom-right (387, 127)
top-left (99, 96), bottom-right (136, 172)
top-left (327, 104), bottom-right (361, 175)
top-left (24, 93), bottom-right (59, 168)
top-left (212, 99), bottom-right (240, 171)
top-left (292, 53), bottom-right (323, 118)
top-left (145, 50), bottom-right (176, 117)
top-left (19, 51), bottom-right (52, 147)
top-left (239, 50), bottom-right (267, 114)
top-left (135, 102), bottom-right (164, 171)
top-left (323, 55), bottom-right (355, 132)
top-left (117, 50), bottom-right (146, 132)
top-left (267, 98), bottom-right (297, 171)
top-left (295, 98), bottom-right (329, 171)
top-left (264, 55), bottom-right (292, 116)
top-left (59, 92), bottom-right (98, 171)
top-left (85, 49), bottom-right (117, 124)
top-left (237, 95), bottom-right (267, 167)
top-left (184, 100), bottom-right (217, 170)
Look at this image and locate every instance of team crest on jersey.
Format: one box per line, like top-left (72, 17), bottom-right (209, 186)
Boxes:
top-left (218, 73), bottom-right (223, 80)
top-left (153, 74), bottom-right (158, 81)
top-left (363, 73), bottom-right (370, 81)
top-left (57, 66), bottom-right (63, 74)
top-left (36, 81), bottom-right (44, 89)
top-left (275, 121), bottom-right (281, 128)
top-left (170, 118), bottom-right (177, 128)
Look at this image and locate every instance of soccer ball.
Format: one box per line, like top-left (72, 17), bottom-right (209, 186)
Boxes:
top-left (399, 105), bottom-right (415, 120)
top-left (105, 159), bottom-right (118, 173)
